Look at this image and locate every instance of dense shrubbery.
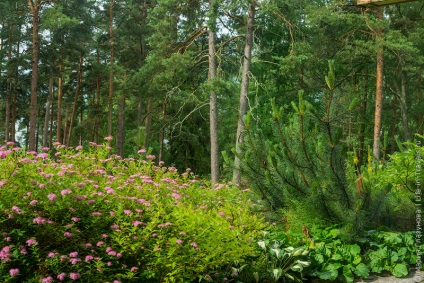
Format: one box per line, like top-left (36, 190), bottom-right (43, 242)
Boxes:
top-left (0, 140), bottom-right (268, 282)
top-left (1, 138), bottom-right (422, 283)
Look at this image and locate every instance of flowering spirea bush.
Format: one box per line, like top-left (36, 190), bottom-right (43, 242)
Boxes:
top-left (0, 142), bottom-right (266, 282)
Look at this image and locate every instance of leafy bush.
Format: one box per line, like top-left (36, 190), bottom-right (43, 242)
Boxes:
top-left (359, 230), bottom-right (422, 278)
top-left (0, 141), bottom-right (266, 282)
top-left (306, 226), bottom-right (370, 283)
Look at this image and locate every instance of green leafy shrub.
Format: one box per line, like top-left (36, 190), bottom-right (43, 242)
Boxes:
top-left (0, 141), bottom-right (266, 282)
top-left (306, 226), bottom-right (370, 283)
top-left (359, 230), bottom-right (422, 278)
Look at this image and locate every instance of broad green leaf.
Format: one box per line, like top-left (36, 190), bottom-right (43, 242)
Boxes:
top-left (392, 263), bottom-right (408, 278)
top-left (342, 265), bottom-right (355, 283)
top-left (353, 263), bottom-right (370, 278)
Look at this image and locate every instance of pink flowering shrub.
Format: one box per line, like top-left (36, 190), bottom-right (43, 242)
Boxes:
top-left (0, 142), bottom-right (267, 282)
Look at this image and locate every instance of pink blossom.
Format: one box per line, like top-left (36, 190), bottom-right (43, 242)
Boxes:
top-left (101, 234), bottom-right (108, 238)
top-left (69, 252), bottom-right (78, 257)
top-left (48, 252), bottom-right (56, 258)
top-left (26, 239), bottom-right (38, 246)
top-left (71, 217), bottom-right (79, 222)
top-left (96, 241), bottom-right (104, 246)
top-left (172, 193), bottom-right (181, 200)
top-left (85, 255), bottom-right (94, 261)
top-left (131, 267), bottom-right (138, 272)
top-left (76, 145), bottom-right (83, 151)
top-left (33, 217), bottom-right (47, 224)
top-left (123, 210), bottom-right (131, 215)
top-left (108, 251), bottom-right (117, 256)
top-left (64, 232), bottom-right (73, 237)
top-left (9, 268), bottom-right (19, 276)
top-left (57, 273), bottom-right (66, 281)
top-left (92, 212), bottom-right (102, 216)
top-left (69, 258), bottom-right (81, 264)
top-left (110, 224), bottom-right (119, 229)
top-left (104, 136), bottom-right (113, 141)
top-left (105, 187), bottom-right (115, 194)
top-left (107, 261), bottom-right (112, 266)
top-left (61, 189), bottom-right (72, 195)
top-left (190, 242), bottom-right (198, 248)
top-left (176, 239), bottom-right (183, 245)
top-left (133, 220), bottom-right (143, 227)
top-left (19, 245), bottom-right (27, 255)
top-left (41, 276), bottom-right (53, 283)
top-left (137, 149), bottom-right (146, 154)
top-left (39, 184), bottom-right (45, 189)
top-left (11, 206), bottom-right (22, 214)
top-left (146, 154), bottom-right (155, 159)
top-left (29, 200), bottom-right (38, 205)
top-left (114, 280), bottom-right (122, 283)
top-left (47, 193), bottom-right (57, 202)
top-left (69, 272), bottom-right (81, 280)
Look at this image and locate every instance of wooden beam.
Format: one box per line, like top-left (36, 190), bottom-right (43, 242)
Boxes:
top-left (357, 0), bottom-right (417, 6)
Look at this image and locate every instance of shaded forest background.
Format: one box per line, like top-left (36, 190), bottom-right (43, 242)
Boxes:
top-left (0, 0), bottom-right (423, 180)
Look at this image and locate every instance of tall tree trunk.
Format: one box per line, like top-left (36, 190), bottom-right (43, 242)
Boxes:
top-left (11, 28), bottom-right (21, 143)
top-left (116, 73), bottom-right (126, 157)
top-left (358, 71), bottom-right (368, 166)
top-left (57, 51), bottom-right (64, 143)
top-left (63, 108), bottom-right (69, 145)
top-left (5, 100), bottom-right (10, 142)
top-left (5, 23), bottom-right (14, 142)
top-left (418, 71), bottom-right (423, 135)
top-left (399, 70), bottom-right (409, 141)
top-left (28, 0), bottom-right (42, 151)
top-left (67, 55), bottom-right (83, 147)
top-left (233, 4), bottom-right (255, 186)
top-left (390, 93), bottom-right (397, 154)
top-left (144, 96), bottom-right (153, 149)
top-left (43, 75), bottom-right (54, 148)
top-left (108, 0), bottom-right (115, 138)
top-left (159, 98), bottom-right (167, 163)
top-left (208, 0), bottom-right (219, 185)
top-left (373, 6), bottom-right (384, 160)
top-left (94, 49), bottom-right (101, 144)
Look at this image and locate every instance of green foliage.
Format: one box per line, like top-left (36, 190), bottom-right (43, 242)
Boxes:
top-left (234, 230), bottom-right (310, 283)
top-left (359, 230), bottom-right (422, 278)
top-left (0, 142), bottom-right (266, 282)
top-left (307, 226), bottom-right (370, 283)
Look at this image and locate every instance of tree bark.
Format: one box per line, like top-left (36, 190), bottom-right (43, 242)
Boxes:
top-left (5, 23), bottom-right (14, 142)
top-left (43, 75), bottom-right (54, 148)
top-left (144, 96), bottom-right (153, 149)
top-left (67, 55), bottom-right (83, 147)
top-left (28, 0), bottom-right (42, 151)
top-left (208, 0), bottom-right (219, 185)
top-left (108, 0), bottom-right (115, 138)
top-left (358, 71), bottom-right (368, 166)
top-left (373, 6), bottom-right (384, 160)
top-left (159, 98), bottom-right (167, 163)
top-left (399, 70), bottom-right (409, 141)
top-left (390, 92), bottom-right (397, 154)
top-left (116, 73), bottom-right (126, 157)
top-left (57, 55), bottom-right (64, 144)
top-left (233, 4), bottom-right (255, 186)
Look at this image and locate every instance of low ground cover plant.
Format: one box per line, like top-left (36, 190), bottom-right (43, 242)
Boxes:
top-left (0, 141), bottom-right (267, 282)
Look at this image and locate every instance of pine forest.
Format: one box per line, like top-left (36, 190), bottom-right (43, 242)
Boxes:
top-left (0, 0), bottom-right (423, 282)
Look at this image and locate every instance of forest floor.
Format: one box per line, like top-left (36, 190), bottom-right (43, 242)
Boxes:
top-left (353, 270), bottom-right (422, 283)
